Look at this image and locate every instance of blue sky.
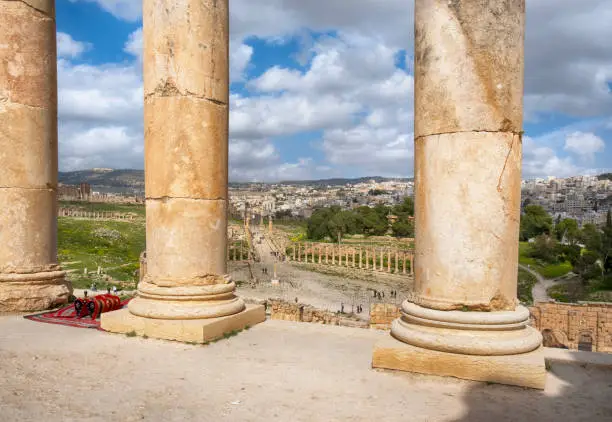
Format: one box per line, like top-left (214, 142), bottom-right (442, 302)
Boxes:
top-left (55, 0), bottom-right (612, 181)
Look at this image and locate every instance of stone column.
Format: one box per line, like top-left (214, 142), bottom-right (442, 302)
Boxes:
top-left (409, 254), bottom-right (414, 276)
top-left (374, 0), bottom-right (544, 390)
top-left (379, 250), bottom-right (384, 272)
top-left (403, 253), bottom-right (407, 275)
top-left (331, 246), bottom-right (335, 265)
top-left (318, 245), bottom-right (322, 264)
top-left (0, 0), bottom-right (72, 312)
top-left (395, 250), bottom-right (399, 273)
top-left (293, 244), bottom-right (296, 261)
top-left (387, 251), bottom-right (391, 273)
top-left (365, 250), bottom-right (369, 270)
top-left (359, 249), bottom-right (363, 269)
top-left (372, 249), bottom-right (376, 271)
top-left (345, 249), bottom-right (349, 267)
top-left (102, 0), bottom-right (264, 343)
top-left (325, 246), bottom-right (329, 264)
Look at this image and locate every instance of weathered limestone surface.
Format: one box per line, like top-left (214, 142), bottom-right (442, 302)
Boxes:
top-left (413, 131), bottom-right (522, 310)
top-left (375, 0), bottom-right (544, 389)
top-left (103, 0), bottom-right (262, 338)
top-left (373, 336), bottom-right (546, 390)
top-left (414, 0), bottom-right (525, 138)
top-left (0, 0), bottom-right (71, 312)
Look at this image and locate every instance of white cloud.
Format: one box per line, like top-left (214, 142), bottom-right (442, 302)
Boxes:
top-left (123, 28), bottom-right (142, 60)
top-left (56, 33), bottom-right (91, 59)
top-left (230, 42), bottom-right (253, 82)
top-left (69, 0), bottom-right (141, 21)
top-left (57, 0), bottom-right (612, 180)
top-left (564, 131), bottom-right (606, 161)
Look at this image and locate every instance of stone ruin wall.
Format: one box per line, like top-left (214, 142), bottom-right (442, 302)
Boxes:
top-left (269, 299), bottom-right (369, 329)
top-left (370, 303), bottom-right (402, 330)
top-left (58, 208), bottom-right (136, 221)
top-left (529, 302), bottom-right (612, 353)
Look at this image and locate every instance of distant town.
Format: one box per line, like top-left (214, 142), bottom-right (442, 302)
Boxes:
top-left (58, 169), bottom-right (612, 228)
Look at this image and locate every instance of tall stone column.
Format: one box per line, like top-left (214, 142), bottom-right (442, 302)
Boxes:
top-left (373, 0), bottom-right (545, 389)
top-left (0, 0), bottom-right (71, 312)
top-left (395, 251), bottom-right (399, 273)
top-left (102, 0), bottom-right (264, 342)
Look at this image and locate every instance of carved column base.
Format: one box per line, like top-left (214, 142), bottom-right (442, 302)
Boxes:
top-left (0, 266), bottom-right (71, 312)
top-left (372, 300), bottom-right (546, 389)
top-left (102, 275), bottom-right (263, 343)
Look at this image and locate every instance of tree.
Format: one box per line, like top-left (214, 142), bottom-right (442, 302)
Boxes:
top-left (519, 205), bottom-right (552, 241)
top-left (529, 234), bottom-right (559, 263)
top-left (555, 218), bottom-right (580, 244)
top-left (392, 221), bottom-right (414, 238)
top-left (393, 197), bottom-right (415, 217)
top-left (607, 210), bottom-right (612, 229)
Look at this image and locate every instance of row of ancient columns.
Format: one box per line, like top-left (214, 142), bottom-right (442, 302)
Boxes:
top-left (289, 243), bottom-right (414, 275)
top-left (58, 208), bottom-right (134, 220)
top-left (227, 241), bottom-right (252, 262)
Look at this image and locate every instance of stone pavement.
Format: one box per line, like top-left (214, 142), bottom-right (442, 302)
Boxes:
top-left (1, 316), bottom-right (611, 421)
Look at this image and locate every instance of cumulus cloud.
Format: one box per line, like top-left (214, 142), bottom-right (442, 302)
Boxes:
top-left (57, 0), bottom-right (612, 180)
top-left (69, 0), bottom-right (141, 22)
top-left (57, 32), bottom-right (91, 59)
top-left (123, 28), bottom-right (142, 60)
top-left (564, 131), bottom-right (606, 161)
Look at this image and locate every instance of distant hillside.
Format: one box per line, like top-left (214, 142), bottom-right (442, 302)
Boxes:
top-left (599, 173), bottom-right (612, 181)
top-left (278, 176), bottom-right (413, 186)
top-left (59, 170), bottom-right (413, 189)
top-left (59, 169), bottom-right (145, 190)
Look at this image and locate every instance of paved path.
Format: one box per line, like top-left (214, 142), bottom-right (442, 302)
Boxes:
top-left (520, 264), bottom-right (555, 303)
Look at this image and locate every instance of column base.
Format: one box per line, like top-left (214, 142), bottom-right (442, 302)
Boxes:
top-left (0, 269), bottom-right (71, 313)
top-left (372, 335), bottom-right (546, 389)
top-left (100, 304), bottom-right (266, 343)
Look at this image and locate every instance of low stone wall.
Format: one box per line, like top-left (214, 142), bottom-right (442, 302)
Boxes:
top-left (370, 303), bottom-right (401, 330)
top-left (269, 299), bottom-right (369, 328)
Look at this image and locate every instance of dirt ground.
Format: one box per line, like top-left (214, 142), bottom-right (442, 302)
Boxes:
top-left (1, 316), bottom-right (611, 422)
top-left (232, 230), bottom-right (412, 318)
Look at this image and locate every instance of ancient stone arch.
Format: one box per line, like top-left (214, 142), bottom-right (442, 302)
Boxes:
top-left (541, 329), bottom-right (569, 349)
top-left (578, 331), bottom-right (594, 352)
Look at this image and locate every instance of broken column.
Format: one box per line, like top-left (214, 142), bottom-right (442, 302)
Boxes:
top-left (101, 0), bottom-right (264, 342)
top-left (0, 0), bottom-right (72, 312)
top-left (373, 0), bottom-right (545, 389)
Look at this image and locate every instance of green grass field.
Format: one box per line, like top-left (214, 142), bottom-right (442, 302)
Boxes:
top-left (518, 241), bottom-right (572, 279)
top-left (58, 217), bottom-right (145, 290)
top-left (517, 267), bottom-right (537, 304)
top-left (59, 201), bottom-right (145, 217)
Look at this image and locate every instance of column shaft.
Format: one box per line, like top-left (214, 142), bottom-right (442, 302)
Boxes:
top-left (0, 0), bottom-right (70, 312)
top-left (129, 0), bottom-right (245, 320)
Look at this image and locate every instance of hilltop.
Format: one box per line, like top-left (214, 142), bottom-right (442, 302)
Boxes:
top-left (58, 169), bottom-right (412, 189)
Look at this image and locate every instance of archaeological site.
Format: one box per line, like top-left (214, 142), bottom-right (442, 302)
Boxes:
top-left (1, 0), bottom-right (612, 420)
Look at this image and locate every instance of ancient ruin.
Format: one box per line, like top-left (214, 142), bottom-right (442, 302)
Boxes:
top-left (530, 302), bottom-right (612, 353)
top-left (100, 0), bottom-right (265, 341)
top-left (0, 0), bottom-right (72, 312)
top-left (1, 0), bottom-right (589, 392)
top-left (372, 0), bottom-right (546, 389)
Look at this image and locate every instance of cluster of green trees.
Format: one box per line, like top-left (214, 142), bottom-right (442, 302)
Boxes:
top-left (520, 205), bottom-right (612, 286)
top-left (306, 198), bottom-right (415, 242)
